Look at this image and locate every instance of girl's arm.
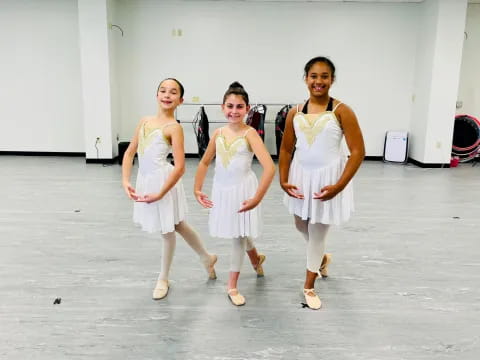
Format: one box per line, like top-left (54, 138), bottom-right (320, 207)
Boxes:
top-left (122, 117), bottom-right (146, 200)
top-left (138, 123), bottom-right (186, 203)
top-left (278, 107), bottom-right (304, 199)
top-left (238, 129), bottom-right (276, 213)
top-left (193, 129), bottom-right (219, 208)
top-left (314, 104), bottom-right (365, 201)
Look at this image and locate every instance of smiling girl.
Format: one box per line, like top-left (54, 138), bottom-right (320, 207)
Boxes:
top-left (279, 57), bottom-right (365, 310)
top-left (194, 82), bottom-right (275, 306)
top-left (122, 78), bottom-right (217, 301)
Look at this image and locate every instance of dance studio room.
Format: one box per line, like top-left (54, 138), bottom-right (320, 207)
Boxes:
top-left (1, 0), bottom-right (479, 359)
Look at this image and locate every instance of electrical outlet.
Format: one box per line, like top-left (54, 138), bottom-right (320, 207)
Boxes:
top-left (96, 137), bottom-right (101, 144)
top-left (436, 141), bottom-right (441, 149)
top-left (192, 96), bottom-right (200, 103)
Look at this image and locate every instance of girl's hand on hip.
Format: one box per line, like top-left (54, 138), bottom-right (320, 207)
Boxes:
top-left (123, 182), bottom-right (138, 200)
top-left (281, 183), bottom-right (304, 199)
top-left (136, 193), bottom-right (162, 203)
top-left (238, 198), bottom-right (260, 213)
top-left (195, 190), bottom-right (213, 208)
top-left (313, 185), bottom-right (341, 201)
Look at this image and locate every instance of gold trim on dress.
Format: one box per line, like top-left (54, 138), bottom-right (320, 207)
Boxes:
top-left (216, 135), bottom-right (248, 168)
top-left (137, 123), bottom-right (170, 155)
top-left (296, 113), bottom-right (337, 146)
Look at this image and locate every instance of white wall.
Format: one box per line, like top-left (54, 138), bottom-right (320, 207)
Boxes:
top-left (116, 0), bottom-right (419, 156)
top-left (107, 0), bottom-right (122, 157)
top-left (0, 0), bottom-right (472, 162)
top-left (424, 0), bottom-right (467, 163)
top-left (78, 0), bottom-right (117, 159)
top-left (0, 0), bottom-right (84, 152)
top-left (409, 0), bottom-right (439, 162)
top-left (457, 4), bottom-right (480, 119)
top-left (410, 0), bottom-right (467, 164)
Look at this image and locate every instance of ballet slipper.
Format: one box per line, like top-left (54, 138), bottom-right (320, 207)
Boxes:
top-left (227, 288), bottom-right (246, 306)
top-left (320, 253), bottom-right (332, 278)
top-left (303, 288), bottom-right (321, 310)
top-left (152, 279), bottom-right (169, 300)
top-left (205, 254), bottom-right (217, 280)
top-left (254, 254), bottom-right (266, 277)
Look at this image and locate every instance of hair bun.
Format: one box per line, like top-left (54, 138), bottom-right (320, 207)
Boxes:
top-left (229, 81), bottom-right (244, 89)
top-left (223, 81), bottom-right (249, 105)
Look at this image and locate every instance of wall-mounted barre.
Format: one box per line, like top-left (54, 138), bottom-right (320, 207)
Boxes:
top-left (177, 103), bottom-right (294, 124)
top-left (179, 119), bottom-right (270, 124)
top-left (181, 102), bottom-right (294, 106)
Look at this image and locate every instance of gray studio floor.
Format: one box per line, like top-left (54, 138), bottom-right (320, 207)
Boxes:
top-left (1, 156), bottom-right (479, 359)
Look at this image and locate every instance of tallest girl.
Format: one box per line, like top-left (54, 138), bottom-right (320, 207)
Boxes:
top-left (279, 57), bottom-right (365, 310)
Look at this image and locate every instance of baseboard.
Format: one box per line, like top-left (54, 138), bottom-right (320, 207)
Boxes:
top-left (364, 156), bottom-right (383, 161)
top-left (0, 151), bottom-right (120, 165)
top-left (362, 155), bottom-right (449, 168)
top-left (0, 151), bottom-right (85, 157)
top-left (86, 157), bottom-right (118, 164)
top-left (0, 151), bottom-right (452, 168)
top-left (407, 157), bottom-right (450, 168)
top-left (189, 154), bottom-right (403, 162)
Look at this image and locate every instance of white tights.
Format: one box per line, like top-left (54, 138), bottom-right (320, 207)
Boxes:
top-left (294, 215), bottom-right (330, 274)
top-left (230, 236), bottom-right (255, 272)
top-left (158, 221), bottom-right (210, 281)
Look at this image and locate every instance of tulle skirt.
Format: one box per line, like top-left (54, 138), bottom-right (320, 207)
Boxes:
top-left (283, 156), bottom-right (354, 225)
top-left (209, 170), bottom-right (261, 238)
top-left (133, 165), bottom-right (187, 234)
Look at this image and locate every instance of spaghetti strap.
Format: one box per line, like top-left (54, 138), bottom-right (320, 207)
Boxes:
top-left (302, 100), bottom-right (309, 114)
top-left (332, 102), bottom-right (343, 112)
top-left (161, 121), bottom-right (178, 131)
top-left (243, 128), bottom-right (252, 137)
top-left (296, 104), bottom-right (300, 112)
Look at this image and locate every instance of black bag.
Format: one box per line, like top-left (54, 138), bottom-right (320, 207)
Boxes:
top-left (275, 104), bottom-right (292, 156)
top-left (246, 104), bottom-right (267, 142)
top-left (193, 106), bottom-right (210, 157)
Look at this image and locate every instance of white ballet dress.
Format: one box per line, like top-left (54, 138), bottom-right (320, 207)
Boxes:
top-left (133, 121), bottom-right (187, 233)
top-left (209, 127), bottom-right (261, 238)
top-left (283, 102), bottom-right (354, 225)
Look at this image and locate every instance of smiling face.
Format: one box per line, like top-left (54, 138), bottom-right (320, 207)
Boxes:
top-left (222, 94), bottom-right (250, 124)
top-left (305, 61), bottom-right (335, 98)
top-left (156, 79), bottom-right (183, 110)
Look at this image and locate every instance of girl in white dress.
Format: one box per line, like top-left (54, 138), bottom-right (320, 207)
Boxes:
top-left (194, 82), bottom-right (275, 306)
top-left (122, 78), bottom-right (217, 301)
top-left (279, 57), bottom-right (365, 310)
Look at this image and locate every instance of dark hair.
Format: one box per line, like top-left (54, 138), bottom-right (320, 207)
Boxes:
top-left (222, 81), bottom-right (249, 105)
top-left (157, 78), bottom-right (185, 98)
top-left (304, 56), bottom-right (336, 79)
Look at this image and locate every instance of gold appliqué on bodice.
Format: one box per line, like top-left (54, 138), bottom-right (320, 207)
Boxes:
top-left (297, 113), bottom-right (335, 146)
top-left (216, 135), bottom-right (248, 168)
top-left (138, 123), bottom-right (170, 155)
